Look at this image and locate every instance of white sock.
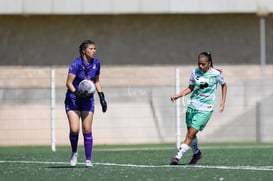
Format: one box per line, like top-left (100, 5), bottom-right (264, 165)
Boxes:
top-left (190, 137), bottom-right (200, 154)
top-left (175, 143), bottom-right (190, 160)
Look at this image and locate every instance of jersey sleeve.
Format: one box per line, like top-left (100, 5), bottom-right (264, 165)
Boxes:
top-left (68, 60), bottom-right (79, 75)
top-left (216, 72), bottom-right (225, 85)
top-left (189, 69), bottom-right (196, 85)
top-left (96, 60), bottom-right (100, 76)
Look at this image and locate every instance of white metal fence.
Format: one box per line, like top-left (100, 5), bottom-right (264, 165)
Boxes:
top-left (0, 65), bottom-right (272, 147)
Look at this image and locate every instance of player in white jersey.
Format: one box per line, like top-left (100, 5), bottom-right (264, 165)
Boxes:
top-left (170, 52), bottom-right (227, 165)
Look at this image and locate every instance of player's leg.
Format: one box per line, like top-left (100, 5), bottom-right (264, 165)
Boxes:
top-left (170, 127), bottom-right (198, 165)
top-left (188, 110), bottom-right (212, 164)
top-left (189, 136), bottom-right (202, 164)
top-left (66, 110), bottom-right (81, 167)
top-left (170, 107), bottom-right (199, 165)
top-left (190, 136), bottom-right (199, 154)
top-left (81, 111), bottom-right (94, 168)
top-left (180, 127), bottom-right (199, 157)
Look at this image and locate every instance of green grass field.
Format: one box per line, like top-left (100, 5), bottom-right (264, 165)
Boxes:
top-left (0, 143), bottom-right (273, 181)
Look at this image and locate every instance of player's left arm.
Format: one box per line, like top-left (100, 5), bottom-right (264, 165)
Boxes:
top-left (220, 82), bottom-right (227, 112)
top-left (94, 75), bottom-right (103, 92)
top-left (95, 75), bottom-right (107, 113)
top-left (216, 72), bottom-right (227, 112)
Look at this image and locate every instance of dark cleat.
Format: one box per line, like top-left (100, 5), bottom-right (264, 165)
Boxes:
top-left (170, 157), bottom-right (179, 165)
top-left (189, 150), bottom-right (202, 164)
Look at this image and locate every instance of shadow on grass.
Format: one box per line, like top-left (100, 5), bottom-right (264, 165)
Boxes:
top-left (47, 165), bottom-right (90, 169)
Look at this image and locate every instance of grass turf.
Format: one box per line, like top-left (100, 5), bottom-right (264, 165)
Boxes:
top-left (0, 143), bottom-right (273, 181)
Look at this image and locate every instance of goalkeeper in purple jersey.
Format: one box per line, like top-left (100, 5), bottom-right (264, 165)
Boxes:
top-left (64, 40), bottom-right (107, 168)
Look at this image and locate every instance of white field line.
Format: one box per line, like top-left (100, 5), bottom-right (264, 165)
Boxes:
top-left (0, 160), bottom-right (273, 171)
top-left (94, 145), bottom-right (273, 151)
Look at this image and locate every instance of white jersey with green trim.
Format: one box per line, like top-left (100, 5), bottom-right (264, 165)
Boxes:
top-left (188, 67), bottom-right (225, 111)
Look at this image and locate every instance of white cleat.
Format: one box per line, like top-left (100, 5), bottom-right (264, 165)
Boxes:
top-left (85, 160), bottom-right (93, 168)
top-left (70, 153), bottom-right (78, 167)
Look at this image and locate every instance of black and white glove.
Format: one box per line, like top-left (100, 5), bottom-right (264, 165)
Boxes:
top-left (73, 90), bottom-right (92, 99)
top-left (98, 92), bottom-right (107, 113)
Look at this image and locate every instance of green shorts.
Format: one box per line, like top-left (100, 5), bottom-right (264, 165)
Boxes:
top-left (186, 107), bottom-right (213, 131)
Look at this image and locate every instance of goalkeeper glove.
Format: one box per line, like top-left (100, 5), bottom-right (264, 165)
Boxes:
top-left (73, 90), bottom-right (92, 99)
top-left (98, 92), bottom-right (107, 113)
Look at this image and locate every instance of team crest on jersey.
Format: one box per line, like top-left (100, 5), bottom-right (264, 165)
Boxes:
top-left (93, 64), bottom-right (96, 69)
top-left (209, 76), bottom-right (215, 83)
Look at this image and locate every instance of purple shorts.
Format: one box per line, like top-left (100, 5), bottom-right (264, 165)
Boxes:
top-left (65, 97), bottom-right (95, 113)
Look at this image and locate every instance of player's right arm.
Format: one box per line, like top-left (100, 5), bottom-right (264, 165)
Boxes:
top-left (171, 68), bottom-right (196, 102)
top-left (66, 73), bottom-right (89, 98)
top-left (66, 73), bottom-right (77, 92)
top-left (170, 85), bottom-right (194, 102)
top-left (65, 60), bottom-right (90, 99)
